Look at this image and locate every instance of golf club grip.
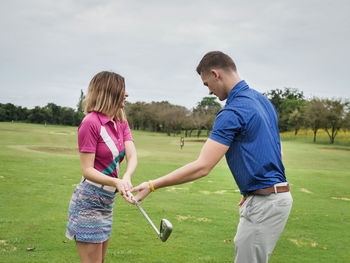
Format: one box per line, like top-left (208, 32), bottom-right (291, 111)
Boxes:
top-left (127, 191), bottom-right (160, 235)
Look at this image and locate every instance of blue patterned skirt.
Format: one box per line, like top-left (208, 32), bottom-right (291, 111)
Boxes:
top-left (66, 180), bottom-right (116, 243)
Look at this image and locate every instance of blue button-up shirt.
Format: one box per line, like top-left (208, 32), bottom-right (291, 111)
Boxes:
top-left (209, 80), bottom-right (286, 194)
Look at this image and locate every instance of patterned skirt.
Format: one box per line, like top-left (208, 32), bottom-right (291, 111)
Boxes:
top-left (66, 180), bottom-right (116, 243)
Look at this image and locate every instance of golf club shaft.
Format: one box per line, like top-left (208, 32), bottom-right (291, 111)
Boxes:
top-left (127, 191), bottom-right (160, 236)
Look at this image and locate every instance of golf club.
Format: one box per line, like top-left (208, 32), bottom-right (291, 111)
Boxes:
top-left (127, 191), bottom-right (173, 242)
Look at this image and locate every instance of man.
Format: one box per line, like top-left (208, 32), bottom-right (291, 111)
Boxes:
top-left (132, 51), bottom-right (293, 263)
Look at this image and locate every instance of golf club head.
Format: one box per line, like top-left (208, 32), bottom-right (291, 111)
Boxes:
top-left (159, 219), bottom-right (173, 242)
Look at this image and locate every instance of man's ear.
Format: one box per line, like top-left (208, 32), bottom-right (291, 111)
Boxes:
top-left (211, 69), bottom-right (220, 79)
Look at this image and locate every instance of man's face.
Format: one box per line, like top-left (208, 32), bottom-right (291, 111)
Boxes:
top-left (200, 70), bottom-right (226, 101)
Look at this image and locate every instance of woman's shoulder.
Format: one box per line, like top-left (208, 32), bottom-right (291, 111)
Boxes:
top-left (79, 112), bottom-right (101, 131)
top-left (82, 112), bottom-right (100, 123)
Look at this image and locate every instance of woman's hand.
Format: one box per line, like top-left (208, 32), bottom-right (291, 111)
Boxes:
top-left (131, 182), bottom-right (151, 202)
top-left (121, 173), bottom-right (133, 191)
top-left (114, 178), bottom-right (133, 204)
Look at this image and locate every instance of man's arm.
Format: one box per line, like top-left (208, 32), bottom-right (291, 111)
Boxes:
top-left (132, 138), bottom-right (229, 201)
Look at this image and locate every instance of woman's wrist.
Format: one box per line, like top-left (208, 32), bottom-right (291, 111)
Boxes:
top-left (123, 172), bottom-right (132, 180)
top-left (113, 178), bottom-right (121, 188)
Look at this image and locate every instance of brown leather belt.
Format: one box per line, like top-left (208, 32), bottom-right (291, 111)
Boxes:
top-left (247, 185), bottom-right (290, 196)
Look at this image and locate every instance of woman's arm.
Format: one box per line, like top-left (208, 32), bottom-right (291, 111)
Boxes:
top-left (121, 140), bottom-right (138, 189)
top-left (80, 152), bottom-right (131, 201)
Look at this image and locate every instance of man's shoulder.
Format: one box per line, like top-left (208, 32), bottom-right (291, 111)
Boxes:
top-left (222, 96), bottom-right (251, 115)
top-left (214, 106), bottom-right (245, 128)
top-left (228, 88), bottom-right (271, 109)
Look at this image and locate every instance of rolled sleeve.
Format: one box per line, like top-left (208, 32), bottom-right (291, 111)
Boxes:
top-left (209, 109), bottom-right (243, 146)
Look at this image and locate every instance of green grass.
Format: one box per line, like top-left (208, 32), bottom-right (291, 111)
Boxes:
top-left (0, 122), bottom-right (349, 262)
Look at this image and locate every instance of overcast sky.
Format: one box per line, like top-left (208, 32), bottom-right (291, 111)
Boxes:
top-left (1, 0), bottom-right (349, 110)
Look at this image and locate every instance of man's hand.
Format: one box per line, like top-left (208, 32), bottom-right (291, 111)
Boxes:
top-left (238, 195), bottom-right (247, 208)
top-left (131, 182), bottom-right (151, 202)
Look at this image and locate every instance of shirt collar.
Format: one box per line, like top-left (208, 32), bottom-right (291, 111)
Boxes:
top-left (96, 112), bottom-right (113, 125)
top-left (226, 80), bottom-right (249, 105)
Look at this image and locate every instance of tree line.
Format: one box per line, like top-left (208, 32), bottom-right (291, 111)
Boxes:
top-left (0, 102), bottom-right (85, 126)
top-left (1, 88), bottom-right (349, 144)
top-left (124, 96), bottom-right (221, 137)
top-left (0, 91), bottom-right (85, 126)
top-left (263, 88), bottom-right (350, 144)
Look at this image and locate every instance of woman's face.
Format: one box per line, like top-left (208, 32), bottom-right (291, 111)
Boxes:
top-left (121, 91), bottom-right (128, 108)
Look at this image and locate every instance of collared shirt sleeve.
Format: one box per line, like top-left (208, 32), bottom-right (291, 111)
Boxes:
top-left (78, 119), bottom-right (100, 153)
top-left (209, 109), bottom-right (243, 146)
top-left (122, 120), bottom-right (134, 142)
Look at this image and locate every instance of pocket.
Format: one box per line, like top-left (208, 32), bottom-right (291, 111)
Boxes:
top-left (242, 195), bottom-right (274, 224)
top-left (274, 193), bottom-right (293, 217)
top-left (246, 196), bottom-right (265, 223)
top-left (239, 195), bottom-right (254, 219)
top-left (249, 194), bottom-right (293, 224)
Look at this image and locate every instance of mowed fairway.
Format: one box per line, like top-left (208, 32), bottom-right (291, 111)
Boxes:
top-left (0, 122), bottom-right (349, 263)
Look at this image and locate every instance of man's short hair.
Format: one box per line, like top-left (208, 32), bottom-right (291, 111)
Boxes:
top-left (196, 51), bottom-right (237, 75)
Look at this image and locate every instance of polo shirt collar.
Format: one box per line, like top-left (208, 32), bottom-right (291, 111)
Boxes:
top-left (96, 112), bottom-right (112, 125)
top-left (226, 80), bottom-right (249, 105)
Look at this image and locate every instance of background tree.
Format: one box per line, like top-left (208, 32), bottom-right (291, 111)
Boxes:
top-left (343, 103), bottom-right (350, 132)
top-left (76, 90), bottom-right (85, 123)
top-left (158, 103), bottom-right (187, 136)
top-left (192, 110), bottom-right (206, 137)
top-left (60, 107), bottom-right (79, 126)
top-left (27, 106), bottom-right (50, 124)
top-left (287, 100), bottom-right (307, 135)
top-left (264, 88), bottom-right (305, 131)
top-left (304, 98), bottom-right (327, 143)
top-left (196, 97), bottom-right (222, 111)
top-left (45, 103), bottom-right (61, 124)
top-left (182, 114), bottom-right (194, 137)
top-left (16, 106), bottom-right (30, 121)
top-left (148, 101), bottom-right (172, 132)
top-left (323, 99), bottom-right (346, 144)
top-left (125, 102), bottom-right (149, 130)
top-left (77, 90), bottom-right (84, 113)
top-left (0, 103), bottom-right (22, 121)
top-left (194, 96), bottom-right (221, 136)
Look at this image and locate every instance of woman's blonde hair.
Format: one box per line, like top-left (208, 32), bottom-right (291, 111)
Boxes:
top-left (83, 71), bottom-right (126, 122)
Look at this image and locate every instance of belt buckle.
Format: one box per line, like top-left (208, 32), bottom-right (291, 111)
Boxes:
top-left (274, 184), bottom-right (277, 194)
top-left (273, 182), bottom-right (289, 194)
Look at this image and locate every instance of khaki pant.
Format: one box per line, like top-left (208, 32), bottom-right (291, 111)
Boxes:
top-left (234, 192), bottom-right (293, 263)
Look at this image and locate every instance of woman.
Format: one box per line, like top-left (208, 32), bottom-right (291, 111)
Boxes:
top-left (66, 71), bottom-right (137, 262)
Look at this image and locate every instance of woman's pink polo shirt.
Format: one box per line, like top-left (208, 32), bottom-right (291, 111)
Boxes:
top-left (78, 112), bottom-right (133, 178)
